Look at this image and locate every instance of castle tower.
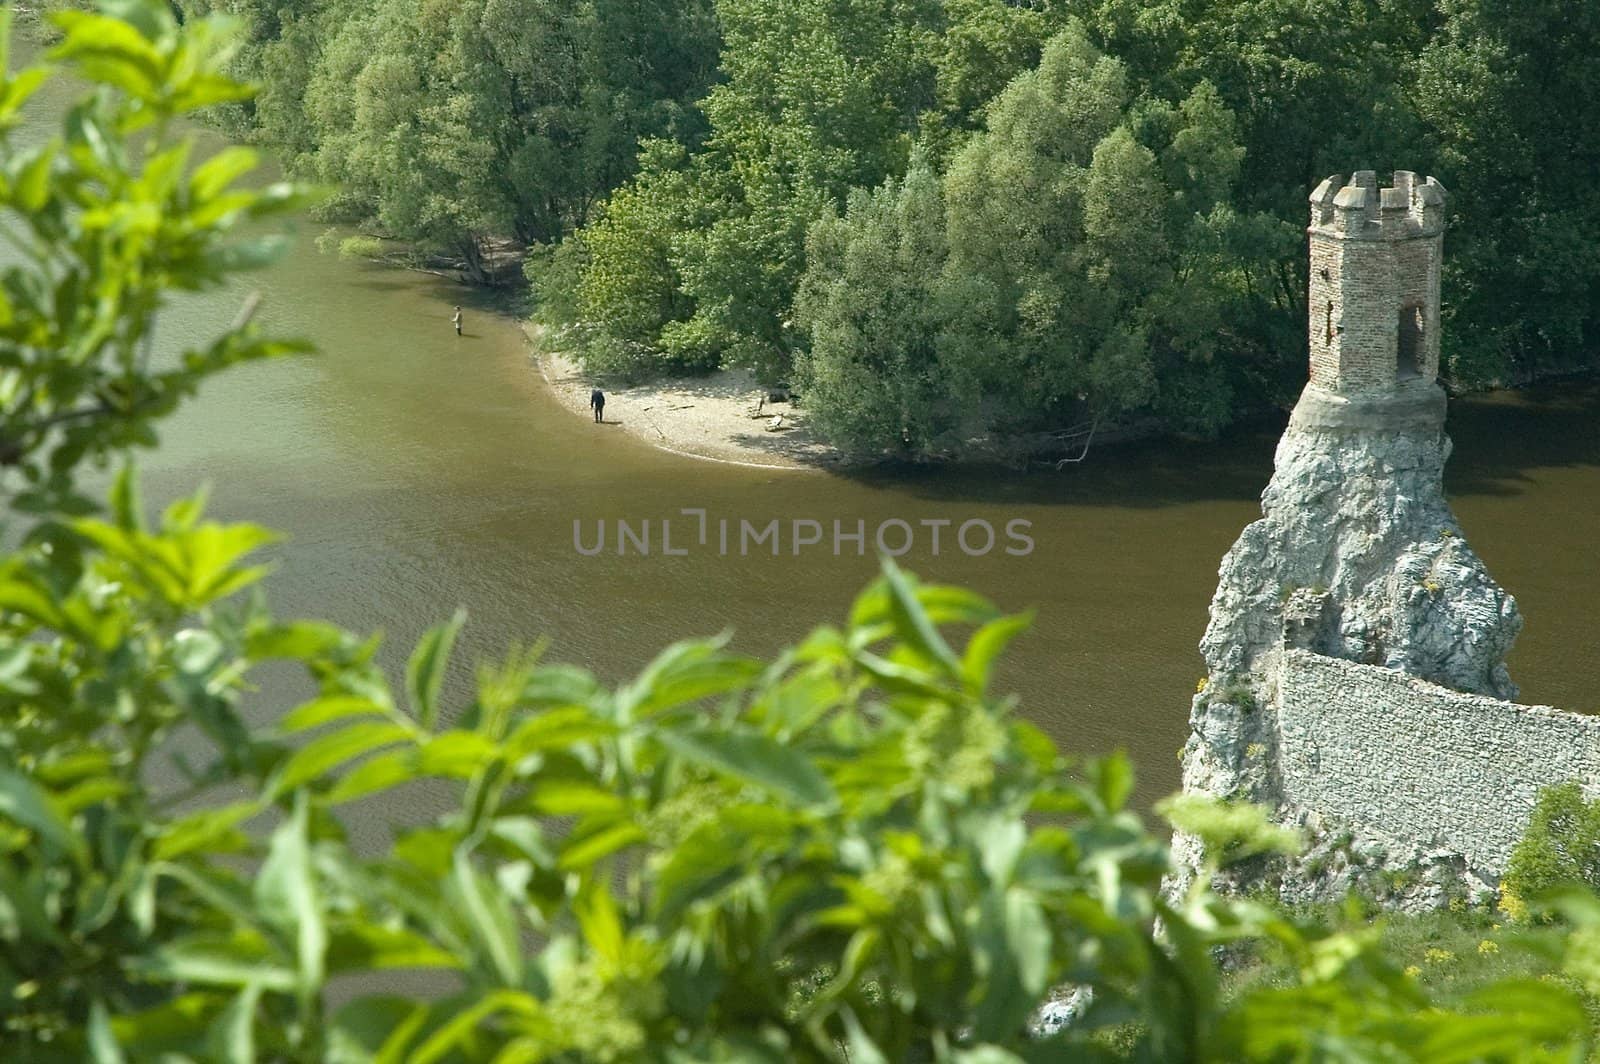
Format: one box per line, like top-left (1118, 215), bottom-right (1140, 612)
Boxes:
top-left (1306, 170), bottom-right (1447, 396)
top-left (1178, 165), bottom-right (1520, 906)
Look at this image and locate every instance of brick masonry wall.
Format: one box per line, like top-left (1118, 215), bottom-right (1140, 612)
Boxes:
top-left (1398, 238), bottom-right (1442, 380)
top-left (1277, 650), bottom-right (1600, 873)
top-left (1308, 239), bottom-right (1341, 389)
top-left (1332, 237), bottom-right (1395, 391)
top-left (1307, 175), bottom-right (1445, 394)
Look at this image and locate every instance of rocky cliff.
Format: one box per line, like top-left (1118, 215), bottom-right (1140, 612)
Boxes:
top-left (1178, 382), bottom-right (1523, 906)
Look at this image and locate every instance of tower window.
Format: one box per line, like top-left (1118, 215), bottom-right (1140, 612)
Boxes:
top-left (1397, 305), bottom-right (1424, 380)
top-left (1325, 301), bottom-right (1334, 344)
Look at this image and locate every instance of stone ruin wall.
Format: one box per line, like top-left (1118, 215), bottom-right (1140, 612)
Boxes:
top-left (1277, 650), bottom-right (1600, 877)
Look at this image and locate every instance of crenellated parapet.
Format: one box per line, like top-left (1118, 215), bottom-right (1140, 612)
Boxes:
top-left (1309, 170), bottom-right (1446, 239)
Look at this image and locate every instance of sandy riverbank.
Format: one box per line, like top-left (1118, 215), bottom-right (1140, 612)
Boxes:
top-left (528, 329), bottom-right (840, 472)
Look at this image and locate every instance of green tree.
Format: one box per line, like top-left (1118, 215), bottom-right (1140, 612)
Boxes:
top-left (931, 0), bottom-right (1059, 127)
top-left (797, 28), bottom-right (1252, 458)
top-left (794, 152), bottom-right (976, 454)
top-left (296, 0), bottom-right (589, 278)
top-left (1066, 0), bottom-right (1436, 401)
top-left (1502, 782), bottom-right (1600, 922)
top-left (569, 139), bottom-right (723, 375)
top-left (946, 30), bottom-right (1253, 438)
top-left (191, 0), bottom-right (720, 282)
top-left (1414, 0), bottom-right (1600, 385)
top-left (575, 0), bottom-right (945, 381)
top-left (800, 27), bottom-right (1260, 454)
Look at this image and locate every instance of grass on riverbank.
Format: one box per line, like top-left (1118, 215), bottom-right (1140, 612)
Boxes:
top-left (1072, 900), bottom-right (1600, 1060)
top-left (1220, 900), bottom-right (1600, 1056)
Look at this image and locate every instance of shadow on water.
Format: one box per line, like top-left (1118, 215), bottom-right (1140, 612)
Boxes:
top-left (1445, 380), bottom-right (1600, 497)
top-left (344, 260), bottom-right (523, 312)
top-left (837, 417), bottom-right (1285, 510)
top-left (344, 276), bottom-right (418, 294)
top-left (849, 377), bottom-right (1600, 512)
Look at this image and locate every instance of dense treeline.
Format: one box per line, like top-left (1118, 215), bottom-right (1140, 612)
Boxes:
top-left (173, 0), bottom-right (720, 282)
top-left (185, 0), bottom-right (1600, 457)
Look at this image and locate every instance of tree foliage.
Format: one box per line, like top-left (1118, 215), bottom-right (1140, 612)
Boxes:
top-left (1413, 0), bottom-right (1600, 385)
top-left (174, 0), bottom-right (719, 282)
top-left (0, 1), bottom-right (310, 515)
top-left (1502, 782), bottom-right (1600, 923)
top-left (147, 0), bottom-right (1600, 447)
top-left (565, 0), bottom-right (1600, 451)
top-left (795, 29), bottom-right (1253, 458)
top-left (574, 0), bottom-right (949, 381)
top-left (794, 152), bottom-right (969, 454)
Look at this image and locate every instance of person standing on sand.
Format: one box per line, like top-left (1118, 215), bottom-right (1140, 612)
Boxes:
top-left (452, 306), bottom-right (462, 336)
top-left (589, 388), bottom-right (605, 423)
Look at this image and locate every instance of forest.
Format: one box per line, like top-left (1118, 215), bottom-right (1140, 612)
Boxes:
top-left (176, 0), bottom-right (1600, 459)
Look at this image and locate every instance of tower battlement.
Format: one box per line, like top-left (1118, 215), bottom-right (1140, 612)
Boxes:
top-left (1304, 170), bottom-right (1447, 400)
top-left (1309, 171), bottom-right (1446, 239)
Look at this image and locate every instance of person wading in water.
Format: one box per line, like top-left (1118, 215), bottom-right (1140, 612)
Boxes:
top-left (589, 388), bottom-right (605, 423)
top-left (452, 305), bottom-right (463, 336)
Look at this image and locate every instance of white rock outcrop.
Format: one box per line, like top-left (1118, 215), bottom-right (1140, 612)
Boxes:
top-left (1177, 382), bottom-right (1524, 906)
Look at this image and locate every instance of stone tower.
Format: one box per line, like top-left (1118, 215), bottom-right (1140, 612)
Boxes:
top-left (1306, 170), bottom-right (1447, 397)
top-left (1177, 166), bottom-right (1522, 904)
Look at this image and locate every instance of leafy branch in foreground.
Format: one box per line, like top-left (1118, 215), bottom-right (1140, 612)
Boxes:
top-left (3, 3), bottom-right (1600, 1063)
top-left (0, 0), bottom-right (312, 516)
top-left (8, 517), bottom-right (1600, 1062)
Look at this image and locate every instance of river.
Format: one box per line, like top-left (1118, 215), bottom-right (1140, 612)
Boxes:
top-left (140, 251), bottom-right (1600, 819)
top-left (14, 33), bottom-right (1600, 828)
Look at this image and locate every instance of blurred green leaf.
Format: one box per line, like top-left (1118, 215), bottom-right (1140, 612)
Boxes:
top-left (963, 611), bottom-right (1034, 693)
top-left (451, 845), bottom-right (523, 986)
top-left (559, 821), bottom-right (648, 870)
top-left (88, 998), bottom-right (127, 1064)
top-left (880, 558), bottom-right (963, 677)
top-left (254, 794), bottom-right (326, 998)
top-left (0, 767), bottom-right (86, 866)
top-left (407, 609), bottom-right (465, 731)
top-left (1159, 793), bottom-right (1302, 865)
top-left (326, 748), bottom-right (418, 804)
top-left (134, 935), bottom-right (297, 991)
top-left (206, 982), bottom-right (261, 1064)
top-left (152, 800), bottom-right (260, 861)
top-left (272, 721), bottom-right (413, 795)
top-left (189, 145), bottom-right (258, 201)
top-left (281, 695), bottom-right (393, 735)
top-left (656, 727), bottom-right (835, 807)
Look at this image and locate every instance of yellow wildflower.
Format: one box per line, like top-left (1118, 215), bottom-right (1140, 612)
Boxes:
top-left (1499, 885), bottom-right (1530, 923)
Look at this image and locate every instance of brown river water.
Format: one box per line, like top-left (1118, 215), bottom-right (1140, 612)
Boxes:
top-left (13, 36), bottom-right (1600, 830)
top-left (139, 251), bottom-right (1600, 819)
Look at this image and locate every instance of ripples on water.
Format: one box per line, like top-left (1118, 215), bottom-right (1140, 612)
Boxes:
top-left (146, 235), bottom-right (1600, 826)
